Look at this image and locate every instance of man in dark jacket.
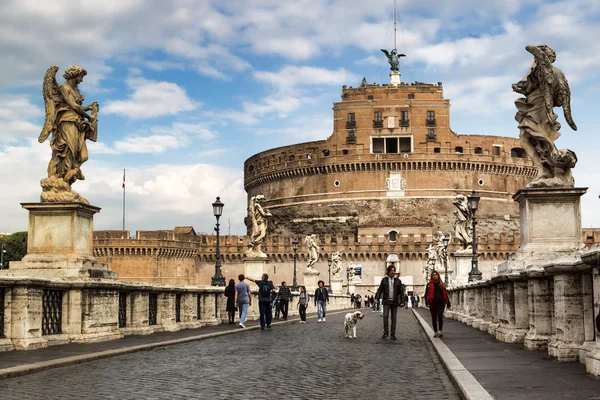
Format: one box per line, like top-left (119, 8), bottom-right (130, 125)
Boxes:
top-left (278, 281), bottom-right (292, 320)
top-left (375, 264), bottom-right (405, 340)
top-left (247, 273), bottom-right (275, 330)
top-left (314, 280), bottom-right (329, 322)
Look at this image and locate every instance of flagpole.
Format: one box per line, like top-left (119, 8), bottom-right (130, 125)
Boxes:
top-left (122, 169), bottom-right (126, 231)
top-left (394, 0), bottom-right (397, 51)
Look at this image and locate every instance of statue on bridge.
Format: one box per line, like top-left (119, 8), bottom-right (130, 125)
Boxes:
top-left (245, 195), bottom-right (271, 258)
top-left (38, 65), bottom-right (99, 204)
top-left (331, 251), bottom-right (342, 279)
top-left (453, 194), bottom-right (473, 250)
top-left (512, 45), bottom-right (578, 188)
top-left (305, 234), bottom-right (319, 272)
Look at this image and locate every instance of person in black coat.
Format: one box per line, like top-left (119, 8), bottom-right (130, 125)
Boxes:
top-left (375, 264), bottom-right (405, 340)
top-left (224, 279), bottom-right (236, 324)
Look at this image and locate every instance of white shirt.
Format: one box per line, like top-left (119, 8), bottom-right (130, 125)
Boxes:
top-left (387, 276), bottom-right (395, 300)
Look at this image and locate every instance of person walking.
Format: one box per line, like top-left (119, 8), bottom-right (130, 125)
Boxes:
top-left (425, 270), bottom-right (451, 338)
top-left (247, 274), bottom-right (275, 330)
top-left (234, 274), bottom-right (251, 329)
top-left (224, 279), bottom-right (236, 324)
top-left (278, 281), bottom-right (292, 320)
top-left (298, 286), bottom-right (309, 323)
top-left (375, 264), bottom-right (405, 340)
top-left (273, 294), bottom-right (281, 320)
top-left (314, 280), bottom-right (329, 322)
top-left (351, 293), bottom-right (355, 308)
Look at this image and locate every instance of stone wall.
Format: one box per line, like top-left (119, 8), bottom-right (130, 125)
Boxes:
top-left (0, 276), bottom-right (350, 352)
top-left (446, 247), bottom-right (600, 378)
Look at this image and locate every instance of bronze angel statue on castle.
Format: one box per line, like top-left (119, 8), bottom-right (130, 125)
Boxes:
top-left (512, 45), bottom-right (577, 188)
top-left (38, 65), bottom-right (99, 203)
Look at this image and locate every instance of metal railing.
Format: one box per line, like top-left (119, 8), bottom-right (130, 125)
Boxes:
top-left (118, 292), bottom-right (127, 328)
top-left (175, 294), bottom-right (182, 323)
top-left (148, 293), bottom-right (158, 325)
top-left (426, 118), bottom-right (437, 127)
top-left (42, 289), bottom-right (62, 335)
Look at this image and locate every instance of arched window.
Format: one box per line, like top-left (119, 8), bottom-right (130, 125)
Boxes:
top-left (389, 231), bottom-right (398, 242)
top-left (474, 147), bottom-right (483, 154)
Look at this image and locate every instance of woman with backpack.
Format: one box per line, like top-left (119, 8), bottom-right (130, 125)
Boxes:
top-left (224, 279), bottom-right (236, 324)
top-left (425, 270), bottom-right (451, 338)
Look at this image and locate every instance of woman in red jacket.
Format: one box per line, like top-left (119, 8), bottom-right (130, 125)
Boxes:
top-left (425, 271), bottom-right (451, 338)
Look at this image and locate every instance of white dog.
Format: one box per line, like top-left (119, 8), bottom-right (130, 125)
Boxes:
top-left (344, 311), bottom-right (364, 339)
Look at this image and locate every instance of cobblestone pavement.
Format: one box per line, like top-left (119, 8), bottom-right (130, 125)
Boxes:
top-left (0, 309), bottom-right (459, 400)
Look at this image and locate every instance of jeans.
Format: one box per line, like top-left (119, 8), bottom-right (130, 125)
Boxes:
top-left (317, 300), bottom-right (327, 319)
top-left (238, 303), bottom-right (249, 324)
top-left (383, 304), bottom-right (398, 336)
top-left (430, 304), bottom-right (446, 332)
top-left (299, 304), bottom-right (307, 321)
top-left (280, 300), bottom-right (289, 319)
top-left (259, 300), bottom-right (273, 327)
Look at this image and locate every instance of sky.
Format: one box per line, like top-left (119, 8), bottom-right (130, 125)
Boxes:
top-left (0, 0), bottom-right (599, 236)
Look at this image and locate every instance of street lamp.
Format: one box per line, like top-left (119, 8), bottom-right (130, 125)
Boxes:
top-left (442, 234), bottom-right (450, 285)
top-left (292, 236), bottom-right (299, 291)
top-left (327, 255), bottom-right (332, 290)
top-left (0, 242), bottom-right (6, 270)
top-left (467, 190), bottom-right (482, 282)
top-left (210, 197), bottom-right (226, 286)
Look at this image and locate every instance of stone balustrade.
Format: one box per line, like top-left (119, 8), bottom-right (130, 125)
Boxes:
top-left (446, 247), bottom-right (600, 377)
top-left (0, 276), bottom-right (349, 352)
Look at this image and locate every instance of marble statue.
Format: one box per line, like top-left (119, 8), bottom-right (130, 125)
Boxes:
top-left (435, 231), bottom-right (450, 269)
top-left (331, 251), bottom-right (342, 279)
top-left (426, 243), bottom-right (437, 270)
top-left (512, 45), bottom-right (578, 188)
top-left (39, 65), bottom-right (99, 204)
top-left (246, 195), bottom-right (271, 257)
top-left (380, 48), bottom-right (405, 72)
top-left (347, 263), bottom-right (356, 281)
top-left (305, 234), bottom-right (319, 271)
top-left (453, 194), bottom-right (473, 250)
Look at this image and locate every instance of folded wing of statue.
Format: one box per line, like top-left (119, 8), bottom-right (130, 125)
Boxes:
top-left (512, 45), bottom-right (577, 188)
top-left (38, 65), bottom-right (99, 204)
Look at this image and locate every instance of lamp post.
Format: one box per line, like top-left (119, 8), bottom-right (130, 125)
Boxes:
top-left (346, 266), bottom-right (350, 295)
top-left (210, 197), bottom-right (226, 286)
top-left (327, 255), bottom-right (332, 290)
top-left (0, 242), bottom-right (6, 270)
top-left (467, 190), bottom-right (482, 282)
top-left (442, 234), bottom-right (450, 285)
top-left (292, 236), bottom-right (299, 291)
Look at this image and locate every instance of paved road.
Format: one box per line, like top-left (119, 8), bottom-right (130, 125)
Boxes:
top-left (0, 309), bottom-right (459, 400)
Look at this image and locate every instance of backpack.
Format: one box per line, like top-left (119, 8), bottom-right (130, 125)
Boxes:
top-left (260, 282), bottom-right (271, 298)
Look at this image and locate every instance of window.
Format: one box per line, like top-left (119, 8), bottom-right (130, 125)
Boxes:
top-left (492, 145), bottom-right (501, 156)
top-left (427, 111), bottom-right (435, 121)
top-left (389, 231), bottom-right (398, 242)
top-left (347, 113), bottom-right (355, 123)
top-left (342, 149), bottom-right (349, 155)
top-left (455, 146), bottom-right (463, 153)
top-left (511, 148), bottom-right (526, 158)
top-left (306, 154), bottom-right (312, 159)
top-left (427, 129), bottom-right (436, 141)
top-left (399, 137), bottom-right (411, 153)
top-left (434, 147), bottom-right (441, 153)
top-left (386, 137), bottom-right (398, 153)
top-left (248, 165), bottom-right (255, 172)
top-left (322, 149), bottom-right (330, 156)
top-left (367, 95), bottom-right (373, 100)
top-left (289, 155), bottom-right (295, 161)
top-left (401, 111), bottom-right (408, 121)
top-left (374, 111), bottom-right (382, 122)
top-left (346, 130), bottom-right (356, 144)
top-left (331, 236), bottom-right (337, 244)
top-left (372, 138), bottom-right (384, 153)
top-left (408, 93), bottom-right (415, 100)
top-left (474, 147), bottom-right (483, 154)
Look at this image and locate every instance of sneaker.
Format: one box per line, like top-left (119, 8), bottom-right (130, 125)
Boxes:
top-left (322, 318), bottom-right (326, 322)
top-left (318, 319), bottom-right (322, 323)
top-left (239, 323), bottom-right (246, 329)
top-left (391, 336), bottom-right (397, 340)
top-left (433, 332), bottom-right (439, 338)
top-left (382, 333), bottom-right (388, 339)
top-left (438, 331), bottom-right (444, 338)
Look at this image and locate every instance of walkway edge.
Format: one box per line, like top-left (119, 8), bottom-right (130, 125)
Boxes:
top-left (0, 309), bottom-right (352, 381)
top-left (412, 309), bottom-right (495, 400)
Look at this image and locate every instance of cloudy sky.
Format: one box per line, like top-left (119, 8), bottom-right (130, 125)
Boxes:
top-left (1, 0), bottom-right (599, 235)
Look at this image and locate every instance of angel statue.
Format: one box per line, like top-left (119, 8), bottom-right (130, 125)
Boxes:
top-left (512, 45), bottom-right (578, 188)
top-left (380, 48), bottom-right (406, 72)
top-left (305, 234), bottom-right (319, 272)
top-left (452, 194), bottom-right (473, 250)
top-left (425, 243), bottom-right (437, 271)
top-left (245, 195), bottom-right (272, 258)
top-left (331, 251), bottom-right (342, 279)
top-left (435, 231), bottom-right (451, 269)
top-left (38, 65), bottom-right (98, 204)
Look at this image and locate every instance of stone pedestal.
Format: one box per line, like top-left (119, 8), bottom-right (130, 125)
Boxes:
top-left (303, 270), bottom-right (321, 292)
top-left (3, 202), bottom-right (115, 279)
top-left (244, 256), bottom-right (268, 280)
top-left (498, 188), bottom-right (587, 273)
top-left (452, 251), bottom-right (472, 285)
top-left (523, 274), bottom-right (553, 351)
top-left (331, 278), bottom-right (343, 294)
top-left (390, 71), bottom-right (401, 86)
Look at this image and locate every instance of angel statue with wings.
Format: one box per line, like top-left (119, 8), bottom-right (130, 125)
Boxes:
top-left (380, 48), bottom-right (406, 72)
top-left (512, 45), bottom-right (578, 188)
top-left (38, 65), bottom-right (98, 203)
top-left (305, 234), bottom-right (319, 272)
top-left (331, 251), bottom-right (342, 279)
top-left (245, 195), bottom-right (271, 258)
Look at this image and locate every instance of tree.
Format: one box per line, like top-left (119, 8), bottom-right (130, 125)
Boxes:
top-left (0, 232), bottom-right (27, 268)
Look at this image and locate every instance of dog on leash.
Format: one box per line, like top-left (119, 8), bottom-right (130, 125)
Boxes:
top-left (344, 311), bottom-right (364, 339)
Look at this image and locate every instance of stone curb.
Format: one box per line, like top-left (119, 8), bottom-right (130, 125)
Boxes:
top-left (0, 308), bottom-right (352, 382)
top-left (412, 309), bottom-right (495, 400)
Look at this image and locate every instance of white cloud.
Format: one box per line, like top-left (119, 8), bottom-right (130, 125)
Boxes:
top-left (253, 66), bottom-right (358, 90)
top-left (103, 77), bottom-right (198, 119)
top-left (113, 135), bottom-right (188, 154)
top-left (0, 95), bottom-right (43, 142)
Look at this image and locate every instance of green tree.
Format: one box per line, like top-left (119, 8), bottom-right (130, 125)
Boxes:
top-left (0, 232), bottom-right (27, 268)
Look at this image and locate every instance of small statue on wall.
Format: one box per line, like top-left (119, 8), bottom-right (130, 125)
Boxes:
top-left (305, 234), bottom-right (319, 271)
top-left (331, 251), bottom-right (342, 279)
top-left (245, 195), bottom-right (271, 258)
